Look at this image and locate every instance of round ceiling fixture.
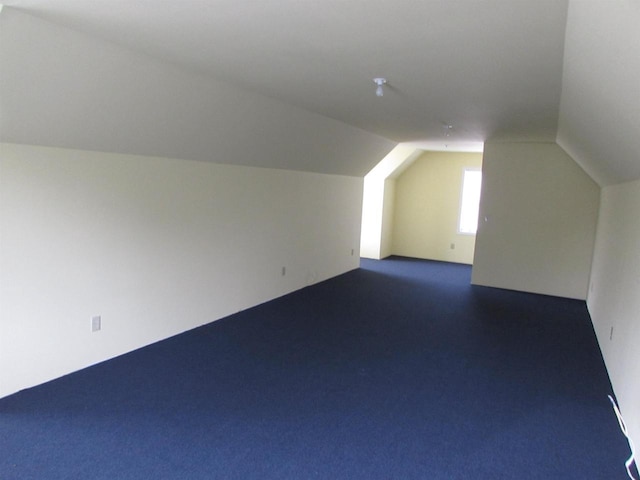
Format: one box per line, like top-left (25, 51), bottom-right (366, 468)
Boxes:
top-left (373, 78), bottom-right (387, 97)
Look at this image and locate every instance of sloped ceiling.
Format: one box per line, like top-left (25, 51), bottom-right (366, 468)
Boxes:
top-left (0, 6), bottom-right (396, 176)
top-left (557, 0), bottom-right (640, 186)
top-left (1, 0), bottom-right (638, 182)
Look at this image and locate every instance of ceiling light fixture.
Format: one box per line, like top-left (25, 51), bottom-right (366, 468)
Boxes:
top-left (373, 78), bottom-right (387, 97)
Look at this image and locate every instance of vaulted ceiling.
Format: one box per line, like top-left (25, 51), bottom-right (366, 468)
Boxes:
top-left (1, 0), bottom-right (638, 184)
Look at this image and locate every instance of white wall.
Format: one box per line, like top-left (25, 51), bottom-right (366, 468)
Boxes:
top-left (0, 143), bottom-right (363, 398)
top-left (360, 145), bottom-right (421, 259)
top-left (392, 151), bottom-right (483, 264)
top-left (379, 178), bottom-right (396, 259)
top-left (587, 178), bottom-right (640, 454)
top-left (360, 176), bottom-right (385, 260)
top-left (471, 142), bottom-right (599, 299)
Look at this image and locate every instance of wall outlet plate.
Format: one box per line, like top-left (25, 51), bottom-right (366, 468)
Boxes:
top-left (91, 316), bottom-right (101, 332)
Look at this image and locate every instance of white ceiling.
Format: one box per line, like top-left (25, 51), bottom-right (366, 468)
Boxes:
top-left (557, 0), bottom-right (640, 186)
top-left (3, 0), bottom-right (639, 184)
top-left (2, 0), bottom-right (568, 149)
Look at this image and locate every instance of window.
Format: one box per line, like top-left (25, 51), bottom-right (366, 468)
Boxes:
top-left (458, 169), bottom-right (482, 235)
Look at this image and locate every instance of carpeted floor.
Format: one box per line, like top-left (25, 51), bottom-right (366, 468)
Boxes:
top-left (0, 256), bottom-right (632, 479)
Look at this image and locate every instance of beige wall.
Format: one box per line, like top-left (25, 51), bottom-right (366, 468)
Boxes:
top-left (587, 178), bottom-right (640, 453)
top-left (471, 142), bottom-right (599, 299)
top-left (0, 143), bottom-right (363, 398)
top-left (391, 151), bottom-right (483, 264)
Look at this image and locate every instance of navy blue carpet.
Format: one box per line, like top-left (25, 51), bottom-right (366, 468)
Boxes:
top-left (1, 256), bottom-right (633, 479)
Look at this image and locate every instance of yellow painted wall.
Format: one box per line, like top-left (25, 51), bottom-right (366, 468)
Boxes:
top-left (391, 151), bottom-right (483, 264)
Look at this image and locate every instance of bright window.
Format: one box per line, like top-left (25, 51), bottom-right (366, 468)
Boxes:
top-left (458, 169), bottom-right (482, 235)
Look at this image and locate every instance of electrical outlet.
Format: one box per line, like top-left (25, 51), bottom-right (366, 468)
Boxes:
top-left (450, 243), bottom-right (455, 250)
top-left (281, 266), bottom-right (286, 276)
top-left (91, 316), bottom-right (101, 332)
top-left (351, 249), bottom-right (355, 256)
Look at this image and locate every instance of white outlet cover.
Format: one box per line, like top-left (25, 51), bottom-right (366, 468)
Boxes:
top-left (91, 316), bottom-right (101, 332)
